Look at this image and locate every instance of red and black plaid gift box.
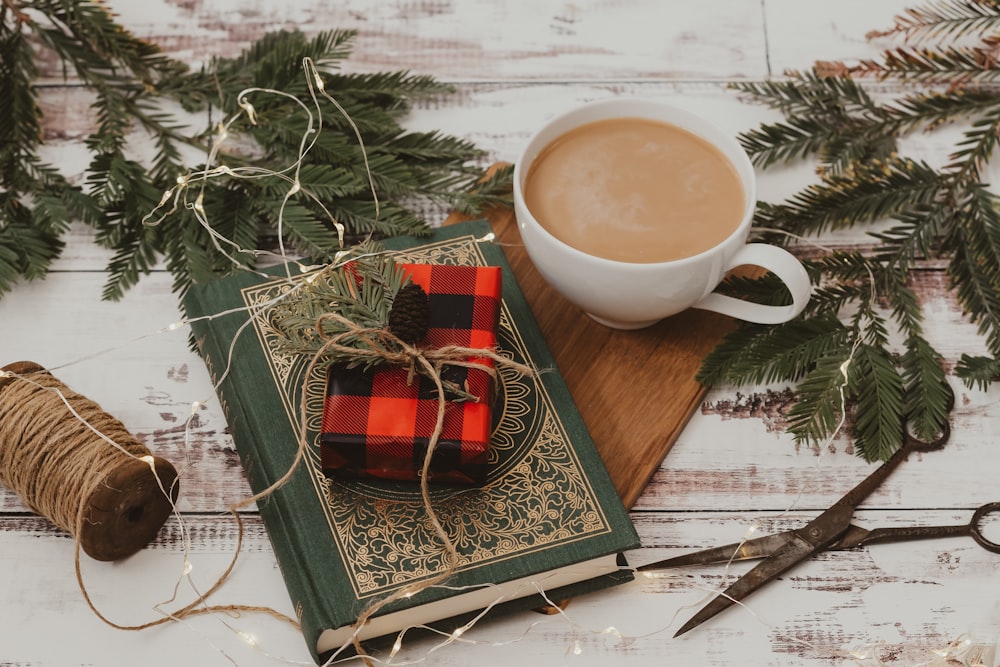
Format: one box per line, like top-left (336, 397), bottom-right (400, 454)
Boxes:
top-left (319, 263), bottom-right (502, 485)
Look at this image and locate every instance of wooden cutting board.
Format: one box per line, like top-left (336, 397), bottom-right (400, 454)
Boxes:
top-left (444, 200), bottom-right (736, 509)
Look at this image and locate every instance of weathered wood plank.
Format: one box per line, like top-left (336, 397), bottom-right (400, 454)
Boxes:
top-left (1, 270), bottom-right (996, 514)
top-left (635, 377), bottom-right (1000, 512)
top-left (1, 510), bottom-right (995, 666)
top-left (4, 0), bottom-right (997, 665)
top-left (32, 0), bottom-right (771, 81)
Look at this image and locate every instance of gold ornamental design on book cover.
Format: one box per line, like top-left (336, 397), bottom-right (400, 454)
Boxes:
top-left (243, 234), bottom-right (614, 599)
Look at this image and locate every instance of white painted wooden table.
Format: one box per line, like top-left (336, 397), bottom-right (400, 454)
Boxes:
top-left (3, 1), bottom-right (999, 665)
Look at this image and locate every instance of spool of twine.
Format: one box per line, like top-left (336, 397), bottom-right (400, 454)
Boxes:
top-left (0, 361), bottom-right (178, 561)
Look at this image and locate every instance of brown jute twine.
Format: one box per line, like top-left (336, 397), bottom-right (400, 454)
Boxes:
top-left (0, 361), bottom-right (179, 562)
top-left (294, 314), bottom-right (535, 663)
top-left (0, 314), bottom-right (533, 659)
top-left (0, 361), bottom-right (299, 634)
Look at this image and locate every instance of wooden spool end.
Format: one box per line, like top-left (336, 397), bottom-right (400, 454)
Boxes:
top-left (1, 360), bottom-right (180, 562)
top-left (0, 360), bottom-right (45, 388)
top-left (81, 454), bottom-right (179, 561)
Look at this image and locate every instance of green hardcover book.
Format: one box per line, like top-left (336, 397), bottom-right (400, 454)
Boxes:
top-left (183, 219), bottom-right (640, 663)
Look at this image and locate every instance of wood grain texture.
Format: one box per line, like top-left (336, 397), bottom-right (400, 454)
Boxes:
top-left (33, 0), bottom-right (771, 81)
top-left (444, 201), bottom-right (736, 508)
top-left (5, 0), bottom-right (1000, 665)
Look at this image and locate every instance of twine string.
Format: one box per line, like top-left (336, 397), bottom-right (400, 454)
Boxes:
top-left (300, 313), bottom-right (534, 663)
top-left (0, 371), bottom-right (151, 534)
top-left (0, 367), bottom-right (299, 633)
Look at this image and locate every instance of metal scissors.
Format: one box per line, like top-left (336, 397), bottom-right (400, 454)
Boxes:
top-left (645, 501), bottom-right (1000, 572)
top-left (641, 396), bottom-right (999, 637)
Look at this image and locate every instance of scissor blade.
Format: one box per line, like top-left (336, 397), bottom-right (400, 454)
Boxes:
top-left (826, 524), bottom-right (875, 550)
top-left (638, 532), bottom-right (797, 570)
top-left (674, 531), bottom-right (822, 637)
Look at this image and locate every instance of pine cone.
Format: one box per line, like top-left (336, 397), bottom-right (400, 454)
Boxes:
top-left (388, 283), bottom-right (429, 344)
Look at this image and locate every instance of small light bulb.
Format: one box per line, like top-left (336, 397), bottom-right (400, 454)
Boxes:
top-left (190, 401), bottom-right (202, 414)
top-left (238, 631), bottom-right (258, 649)
top-left (182, 557), bottom-right (193, 576)
top-left (848, 646), bottom-right (870, 660)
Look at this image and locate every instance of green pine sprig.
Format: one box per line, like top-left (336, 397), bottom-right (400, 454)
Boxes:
top-left (267, 241), bottom-right (411, 370)
top-left (706, 0), bottom-right (1000, 461)
top-left (869, 0), bottom-right (1000, 41)
top-left (98, 28), bottom-right (500, 299)
top-left (0, 4), bottom-right (510, 301)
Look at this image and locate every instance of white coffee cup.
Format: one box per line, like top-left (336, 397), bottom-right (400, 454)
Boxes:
top-left (513, 98), bottom-right (811, 330)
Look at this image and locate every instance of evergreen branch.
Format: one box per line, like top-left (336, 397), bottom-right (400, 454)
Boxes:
top-left (888, 87), bottom-right (1000, 135)
top-left (955, 353), bottom-right (1000, 389)
top-left (901, 335), bottom-right (951, 441)
top-left (851, 286), bottom-right (892, 348)
top-left (944, 188), bottom-right (1000, 354)
top-left (753, 157), bottom-right (944, 235)
top-left (886, 270), bottom-right (925, 338)
top-left (268, 243), bottom-right (414, 369)
top-left (705, 5), bottom-right (1000, 461)
top-left (0, 192), bottom-right (65, 293)
top-left (733, 73), bottom-right (896, 172)
top-left (848, 344), bottom-right (906, 461)
top-left (806, 282), bottom-right (874, 317)
top-left (738, 116), bottom-right (848, 168)
top-left (786, 351), bottom-right (853, 449)
top-left (323, 70), bottom-right (453, 103)
top-left (946, 105), bottom-right (1000, 182)
top-left (0, 23), bottom-right (41, 182)
top-left (870, 0), bottom-right (1000, 41)
top-left (806, 251), bottom-right (881, 283)
top-left (731, 71), bottom-right (882, 119)
top-left (25, 0), bottom-right (183, 87)
top-left (848, 43), bottom-right (1000, 84)
top-left (872, 203), bottom-right (948, 274)
top-left (696, 315), bottom-right (849, 387)
top-left (448, 163), bottom-right (515, 215)
top-left (1, 6), bottom-right (503, 299)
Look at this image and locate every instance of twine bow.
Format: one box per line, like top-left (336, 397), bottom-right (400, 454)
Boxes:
top-left (310, 312), bottom-right (535, 660)
top-left (313, 311), bottom-right (534, 394)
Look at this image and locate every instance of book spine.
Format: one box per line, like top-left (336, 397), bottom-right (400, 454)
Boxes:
top-left (186, 295), bottom-right (326, 662)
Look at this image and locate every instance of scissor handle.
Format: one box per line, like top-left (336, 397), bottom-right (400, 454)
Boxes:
top-left (833, 422), bottom-right (947, 515)
top-left (903, 420), bottom-right (951, 452)
top-left (970, 502), bottom-right (1000, 554)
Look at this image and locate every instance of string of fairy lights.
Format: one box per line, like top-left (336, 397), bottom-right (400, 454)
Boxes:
top-left (1, 56), bottom-right (995, 667)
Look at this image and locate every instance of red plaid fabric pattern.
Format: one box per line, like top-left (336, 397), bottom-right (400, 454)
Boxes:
top-left (319, 263), bottom-right (502, 485)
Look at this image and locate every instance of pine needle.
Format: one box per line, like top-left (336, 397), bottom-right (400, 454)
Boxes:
top-left (707, 1), bottom-right (1000, 461)
top-left (0, 7), bottom-right (508, 300)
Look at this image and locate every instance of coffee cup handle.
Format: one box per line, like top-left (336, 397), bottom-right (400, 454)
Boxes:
top-left (693, 244), bottom-right (811, 324)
